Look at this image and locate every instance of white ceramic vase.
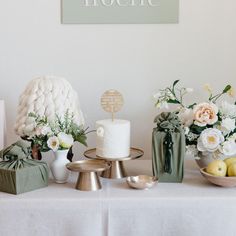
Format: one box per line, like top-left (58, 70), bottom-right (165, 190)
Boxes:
top-left (51, 149), bottom-right (70, 183)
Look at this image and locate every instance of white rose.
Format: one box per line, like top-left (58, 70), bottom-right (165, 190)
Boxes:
top-left (47, 136), bottom-right (60, 152)
top-left (220, 140), bottom-right (236, 156)
top-left (220, 118), bottom-right (235, 134)
top-left (220, 101), bottom-right (236, 118)
top-left (178, 108), bottom-right (194, 127)
top-left (197, 128), bottom-right (224, 152)
top-left (58, 132), bottom-right (74, 149)
top-left (193, 103), bottom-right (218, 127)
top-left (41, 126), bottom-right (52, 136)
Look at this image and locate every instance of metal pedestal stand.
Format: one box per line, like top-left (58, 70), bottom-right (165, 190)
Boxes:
top-left (84, 148), bottom-right (144, 179)
top-left (66, 160), bottom-right (111, 191)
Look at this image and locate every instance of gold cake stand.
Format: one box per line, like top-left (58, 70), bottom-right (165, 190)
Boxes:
top-left (66, 160), bottom-right (111, 191)
top-left (84, 148), bottom-right (144, 179)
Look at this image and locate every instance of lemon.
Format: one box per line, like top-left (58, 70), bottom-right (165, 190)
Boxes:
top-left (224, 157), bottom-right (236, 168)
top-left (227, 162), bottom-right (236, 176)
top-left (206, 160), bottom-right (227, 177)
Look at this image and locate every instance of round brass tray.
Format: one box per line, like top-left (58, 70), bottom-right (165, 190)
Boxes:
top-left (84, 147), bottom-right (144, 161)
top-left (66, 160), bottom-right (111, 191)
top-left (84, 148), bottom-right (144, 179)
top-left (67, 160), bottom-right (110, 173)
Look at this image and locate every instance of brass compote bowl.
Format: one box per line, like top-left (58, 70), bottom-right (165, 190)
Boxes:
top-left (66, 160), bottom-right (111, 191)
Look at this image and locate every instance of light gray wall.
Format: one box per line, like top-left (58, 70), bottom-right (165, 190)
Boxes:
top-left (0, 0), bottom-right (235, 160)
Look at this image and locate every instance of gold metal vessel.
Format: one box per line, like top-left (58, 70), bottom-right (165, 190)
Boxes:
top-left (84, 148), bottom-right (144, 179)
top-left (66, 160), bottom-right (111, 191)
top-left (126, 175), bottom-right (158, 190)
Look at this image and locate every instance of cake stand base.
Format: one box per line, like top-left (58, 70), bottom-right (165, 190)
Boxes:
top-left (84, 148), bottom-right (144, 179)
top-left (76, 172), bottom-right (101, 191)
top-left (101, 161), bottom-right (127, 179)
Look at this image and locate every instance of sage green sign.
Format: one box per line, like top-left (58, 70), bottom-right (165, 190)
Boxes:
top-left (62, 0), bottom-right (179, 24)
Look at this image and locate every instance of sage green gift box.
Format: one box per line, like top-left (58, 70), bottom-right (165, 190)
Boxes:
top-left (152, 112), bottom-right (185, 183)
top-left (0, 140), bottom-right (49, 195)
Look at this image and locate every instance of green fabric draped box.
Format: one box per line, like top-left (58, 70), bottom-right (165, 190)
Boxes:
top-left (152, 112), bottom-right (185, 183)
top-left (0, 140), bottom-right (49, 195)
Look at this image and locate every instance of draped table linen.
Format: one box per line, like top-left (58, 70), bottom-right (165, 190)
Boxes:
top-left (0, 160), bottom-right (236, 236)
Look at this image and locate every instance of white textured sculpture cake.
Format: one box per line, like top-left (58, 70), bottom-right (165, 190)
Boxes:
top-left (15, 76), bottom-right (84, 137)
top-left (96, 119), bottom-right (130, 158)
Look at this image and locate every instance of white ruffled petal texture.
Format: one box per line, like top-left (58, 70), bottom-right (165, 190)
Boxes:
top-left (58, 132), bottom-right (74, 149)
top-left (220, 140), bottom-right (236, 156)
top-left (220, 101), bottom-right (236, 118)
top-left (197, 128), bottom-right (224, 152)
top-left (193, 102), bottom-right (218, 127)
top-left (47, 136), bottom-right (60, 152)
top-left (178, 108), bottom-right (194, 127)
top-left (220, 118), bottom-right (235, 135)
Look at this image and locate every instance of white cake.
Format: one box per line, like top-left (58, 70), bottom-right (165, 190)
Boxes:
top-left (96, 119), bottom-right (130, 158)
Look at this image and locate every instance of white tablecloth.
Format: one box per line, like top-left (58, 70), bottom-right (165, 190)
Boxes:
top-left (0, 160), bottom-right (236, 236)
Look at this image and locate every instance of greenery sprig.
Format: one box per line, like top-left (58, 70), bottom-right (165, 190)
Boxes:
top-left (207, 84), bottom-right (232, 103)
top-left (154, 80), bottom-right (194, 109)
top-left (28, 111), bottom-right (89, 152)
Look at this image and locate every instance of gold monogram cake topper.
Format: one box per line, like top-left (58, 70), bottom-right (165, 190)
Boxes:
top-left (101, 89), bottom-right (124, 121)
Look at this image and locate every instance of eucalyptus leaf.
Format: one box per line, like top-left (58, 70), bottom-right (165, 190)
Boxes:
top-left (75, 135), bottom-right (87, 147)
top-left (190, 124), bottom-right (206, 134)
top-left (168, 99), bottom-right (180, 104)
top-left (223, 85), bottom-right (231, 93)
top-left (188, 103), bottom-right (197, 109)
top-left (172, 80), bottom-right (180, 88)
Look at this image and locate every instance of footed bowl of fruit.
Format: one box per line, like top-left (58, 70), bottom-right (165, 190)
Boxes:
top-left (200, 157), bottom-right (236, 187)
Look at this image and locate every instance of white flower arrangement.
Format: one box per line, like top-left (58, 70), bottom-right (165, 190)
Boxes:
top-left (27, 111), bottom-right (88, 152)
top-left (153, 80), bottom-right (236, 159)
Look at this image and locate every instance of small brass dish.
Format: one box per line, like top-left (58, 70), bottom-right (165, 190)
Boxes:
top-left (126, 175), bottom-right (158, 190)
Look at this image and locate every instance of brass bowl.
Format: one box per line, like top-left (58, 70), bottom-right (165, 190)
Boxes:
top-left (200, 168), bottom-right (236, 187)
top-left (126, 175), bottom-right (158, 190)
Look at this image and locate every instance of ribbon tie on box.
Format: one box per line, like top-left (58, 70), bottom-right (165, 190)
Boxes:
top-left (154, 112), bottom-right (182, 174)
top-left (0, 140), bottom-right (39, 170)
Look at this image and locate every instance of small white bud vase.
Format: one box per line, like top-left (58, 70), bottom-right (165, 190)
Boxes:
top-left (51, 149), bottom-right (70, 183)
